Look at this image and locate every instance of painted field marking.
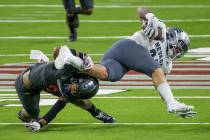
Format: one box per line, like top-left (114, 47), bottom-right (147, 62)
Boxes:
top-left (0, 35), bottom-right (209, 40)
top-left (0, 4), bottom-right (210, 8)
top-left (0, 53), bottom-right (209, 57)
top-left (1, 94), bottom-right (210, 99)
top-left (2, 96), bottom-right (209, 106)
top-left (0, 19), bottom-right (210, 23)
top-left (0, 122), bottom-right (210, 125)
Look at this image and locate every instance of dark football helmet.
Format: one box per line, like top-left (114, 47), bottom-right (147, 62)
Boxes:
top-left (166, 27), bottom-right (190, 60)
top-left (62, 74), bottom-right (99, 99)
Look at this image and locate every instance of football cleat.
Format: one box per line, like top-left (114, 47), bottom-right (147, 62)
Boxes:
top-left (54, 45), bottom-right (72, 69)
top-left (177, 111), bottom-right (197, 118)
top-left (167, 101), bottom-right (195, 118)
top-left (167, 101), bottom-right (193, 113)
top-left (69, 27), bottom-right (77, 42)
top-left (17, 110), bottom-right (31, 123)
top-left (54, 45), bottom-right (88, 71)
top-left (93, 109), bottom-right (116, 123)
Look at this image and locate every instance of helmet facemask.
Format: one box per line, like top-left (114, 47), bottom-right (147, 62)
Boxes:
top-left (64, 74), bottom-right (99, 99)
top-left (166, 27), bottom-right (189, 60)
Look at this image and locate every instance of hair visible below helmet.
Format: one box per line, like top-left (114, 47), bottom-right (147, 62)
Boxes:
top-left (166, 27), bottom-right (190, 60)
top-left (71, 74), bottom-right (99, 99)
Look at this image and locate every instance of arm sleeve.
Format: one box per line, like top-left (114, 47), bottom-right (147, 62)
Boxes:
top-left (43, 100), bottom-right (66, 123)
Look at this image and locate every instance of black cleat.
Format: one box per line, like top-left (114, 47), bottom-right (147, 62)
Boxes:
top-left (67, 14), bottom-right (79, 42)
top-left (17, 110), bottom-right (31, 123)
top-left (94, 109), bottom-right (116, 123)
top-left (69, 27), bottom-right (77, 42)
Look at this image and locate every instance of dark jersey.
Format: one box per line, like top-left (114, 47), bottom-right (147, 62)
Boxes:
top-left (28, 62), bottom-right (78, 90)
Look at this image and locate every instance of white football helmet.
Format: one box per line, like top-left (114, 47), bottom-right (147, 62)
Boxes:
top-left (166, 27), bottom-right (190, 60)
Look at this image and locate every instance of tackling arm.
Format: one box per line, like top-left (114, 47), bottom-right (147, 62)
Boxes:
top-left (26, 96), bottom-right (67, 132)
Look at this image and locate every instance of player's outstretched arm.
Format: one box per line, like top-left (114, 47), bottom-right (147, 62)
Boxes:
top-left (26, 96), bottom-right (67, 132)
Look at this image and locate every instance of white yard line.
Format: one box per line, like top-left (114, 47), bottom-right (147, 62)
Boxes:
top-left (1, 94), bottom-right (210, 99)
top-left (0, 19), bottom-right (210, 23)
top-left (0, 35), bottom-right (209, 40)
top-left (0, 54), bottom-right (210, 57)
top-left (0, 122), bottom-right (209, 125)
top-left (0, 4), bottom-right (210, 8)
top-left (0, 54), bottom-right (103, 57)
top-left (0, 53), bottom-right (209, 57)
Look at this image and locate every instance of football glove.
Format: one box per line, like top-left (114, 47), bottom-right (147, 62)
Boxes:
top-left (82, 55), bottom-right (94, 70)
top-left (25, 120), bottom-right (42, 132)
top-left (143, 13), bottom-right (159, 39)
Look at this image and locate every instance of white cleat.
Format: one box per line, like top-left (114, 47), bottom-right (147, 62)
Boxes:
top-left (54, 45), bottom-right (72, 69)
top-left (54, 45), bottom-right (84, 70)
top-left (167, 101), bottom-right (196, 118)
top-left (167, 101), bottom-right (194, 113)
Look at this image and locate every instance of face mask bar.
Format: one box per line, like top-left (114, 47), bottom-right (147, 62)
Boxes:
top-left (61, 75), bottom-right (99, 100)
top-left (167, 40), bottom-right (186, 60)
top-left (166, 27), bottom-right (189, 60)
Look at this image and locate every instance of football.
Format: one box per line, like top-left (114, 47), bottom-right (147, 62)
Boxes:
top-left (53, 46), bottom-right (61, 59)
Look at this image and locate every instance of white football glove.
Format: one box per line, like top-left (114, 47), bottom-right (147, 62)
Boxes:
top-left (143, 13), bottom-right (159, 39)
top-left (25, 121), bottom-right (42, 132)
top-left (82, 55), bottom-right (94, 70)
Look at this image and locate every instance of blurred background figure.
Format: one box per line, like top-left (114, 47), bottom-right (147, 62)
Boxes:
top-left (63, 0), bottom-right (94, 42)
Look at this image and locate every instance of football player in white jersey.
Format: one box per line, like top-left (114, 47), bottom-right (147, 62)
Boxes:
top-left (54, 7), bottom-right (195, 118)
top-left (130, 7), bottom-right (189, 74)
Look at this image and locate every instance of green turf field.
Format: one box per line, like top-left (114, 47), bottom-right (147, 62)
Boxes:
top-left (0, 0), bottom-right (210, 140)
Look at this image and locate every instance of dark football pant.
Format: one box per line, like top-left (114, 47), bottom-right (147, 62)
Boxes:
top-left (101, 39), bottom-right (160, 82)
top-left (63, 0), bottom-right (94, 14)
top-left (63, 0), bottom-right (94, 29)
top-left (15, 71), bottom-right (41, 119)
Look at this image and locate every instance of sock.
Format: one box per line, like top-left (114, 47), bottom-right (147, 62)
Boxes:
top-left (86, 104), bottom-right (98, 116)
top-left (157, 82), bottom-right (176, 105)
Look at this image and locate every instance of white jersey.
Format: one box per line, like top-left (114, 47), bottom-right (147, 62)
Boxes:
top-left (128, 22), bottom-right (172, 74)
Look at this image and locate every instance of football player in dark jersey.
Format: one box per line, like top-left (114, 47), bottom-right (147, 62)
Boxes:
top-left (63, 0), bottom-right (94, 42)
top-left (16, 47), bottom-right (115, 132)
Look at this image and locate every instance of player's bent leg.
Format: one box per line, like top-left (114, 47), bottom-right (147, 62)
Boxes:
top-left (78, 0), bottom-right (94, 15)
top-left (66, 14), bottom-right (79, 42)
top-left (82, 8), bottom-right (93, 15)
top-left (75, 7), bottom-right (93, 15)
top-left (152, 68), bottom-right (195, 117)
top-left (71, 99), bottom-right (115, 123)
top-left (84, 58), bottom-right (128, 82)
top-left (63, 0), bottom-right (79, 42)
top-left (85, 64), bottom-right (109, 81)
